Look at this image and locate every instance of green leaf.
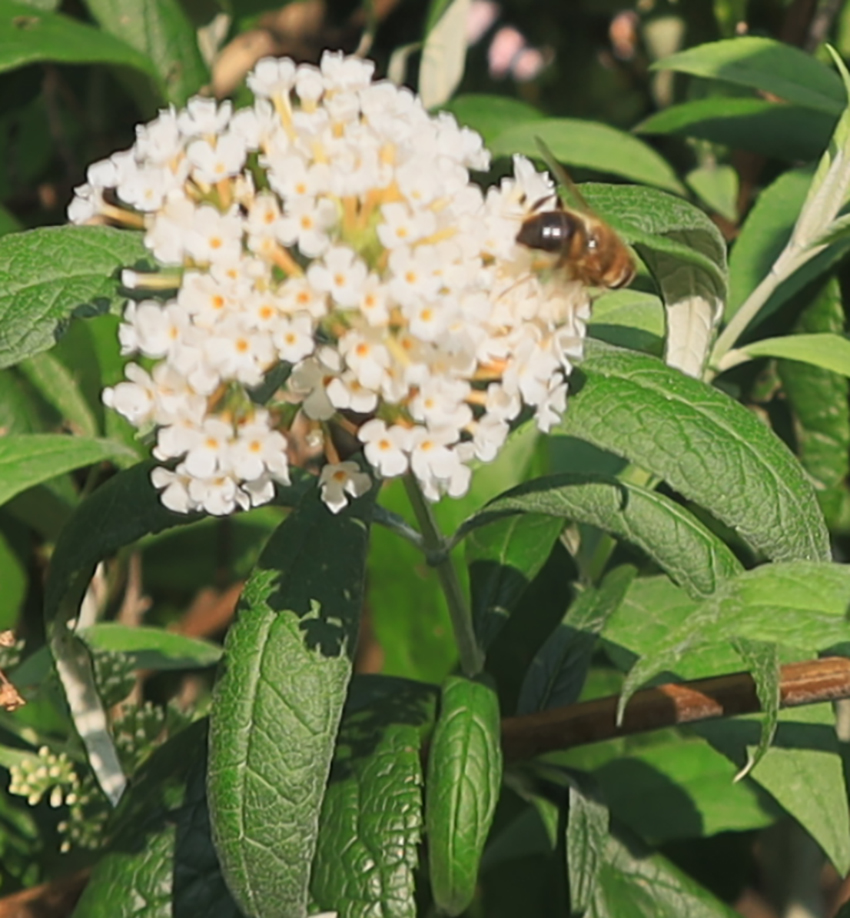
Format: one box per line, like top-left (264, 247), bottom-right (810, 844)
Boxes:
top-left (442, 94), bottom-right (544, 148)
top-left (636, 98), bottom-right (834, 162)
top-left (311, 675), bottom-right (437, 917)
top-left (83, 0), bottom-right (209, 106)
top-left (653, 37), bottom-right (844, 116)
top-left (426, 676), bottom-right (503, 916)
top-left (567, 784), bottom-right (609, 915)
top-left (696, 703), bottom-right (850, 874)
top-left (370, 424), bottom-right (540, 684)
top-left (72, 719), bottom-right (243, 918)
top-left (0, 226), bottom-right (148, 369)
top-left (602, 576), bottom-right (739, 681)
top-left (560, 730), bottom-right (777, 843)
top-left (207, 482), bottom-right (376, 918)
top-left (517, 566), bottom-right (636, 715)
top-left (580, 185), bottom-right (727, 377)
top-left (489, 120), bottom-right (686, 194)
top-left (17, 350), bottom-right (98, 437)
top-left (0, 524), bottom-right (26, 629)
top-left (0, 434), bottom-right (136, 508)
top-left (588, 828), bottom-right (740, 917)
top-left (79, 623), bottom-right (222, 670)
top-left (419, 0), bottom-right (470, 110)
top-left (686, 163), bottom-right (738, 223)
top-left (728, 638), bottom-right (780, 778)
top-left (589, 289), bottom-right (665, 356)
top-left (619, 561), bottom-right (850, 718)
top-left (555, 342), bottom-right (829, 564)
top-left (0, 1), bottom-right (158, 80)
top-left (456, 472), bottom-right (742, 599)
top-left (727, 166), bottom-right (812, 319)
top-left (44, 462), bottom-right (205, 804)
top-left (778, 278), bottom-right (850, 526)
top-left (467, 513), bottom-right (564, 649)
top-left (734, 332), bottom-right (850, 376)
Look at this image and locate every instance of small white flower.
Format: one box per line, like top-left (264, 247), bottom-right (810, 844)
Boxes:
top-left (376, 202), bottom-right (436, 250)
top-left (183, 417), bottom-right (234, 478)
top-left (102, 364), bottom-right (156, 426)
top-left (247, 58), bottom-right (297, 99)
top-left (229, 415), bottom-right (290, 482)
top-left (358, 419), bottom-right (410, 478)
top-left (307, 246), bottom-right (368, 308)
top-left (177, 98), bottom-right (232, 137)
top-left (272, 314), bottom-right (315, 363)
top-left (185, 205), bottom-right (244, 264)
top-left (186, 133), bottom-right (248, 184)
top-left (289, 349), bottom-right (341, 420)
top-left (277, 196), bottom-right (337, 257)
top-left (319, 462), bottom-right (371, 514)
top-left (151, 466), bottom-right (196, 513)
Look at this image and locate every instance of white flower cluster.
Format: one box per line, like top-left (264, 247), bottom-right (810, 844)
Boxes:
top-left (69, 51), bottom-right (590, 515)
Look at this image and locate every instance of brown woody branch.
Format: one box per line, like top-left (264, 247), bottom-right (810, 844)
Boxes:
top-left (501, 656), bottom-right (850, 763)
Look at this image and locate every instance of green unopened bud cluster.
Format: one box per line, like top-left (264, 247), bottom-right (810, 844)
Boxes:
top-left (57, 773), bottom-right (108, 853)
top-left (92, 649), bottom-right (136, 707)
top-left (8, 747), bottom-right (108, 853)
top-left (8, 746), bottom-right (78, 808)
top-left (113, 701), bottom-right (167, 772)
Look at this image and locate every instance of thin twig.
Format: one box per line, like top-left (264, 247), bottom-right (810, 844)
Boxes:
top-left (501, 656), bottom-right (850, 763)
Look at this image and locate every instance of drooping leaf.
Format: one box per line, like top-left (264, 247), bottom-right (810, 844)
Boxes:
top-left (618, 561), bottom-right (850, 719)
top-left (0, 1), bottom-right (157, 81)
top-left (426, 676), bottom-right (502, 916)
top-left (0, 226), bottom-right (149, 369)
top-left (311, 675), bottom-right (437, 918)
top-left (653, 37), bottom-right (844, 115)
top-left (728, 638), bottom-right (780, 778)
top-left (517, 565), bottom-right (636, 715)
top-left (456, 472), bottom-right (742, 599)
top-left (207, 481), bottom-right (376, 918)
top-left (555, 341), bottom-right (829, 564)
top-left (489, 120), bottom-right (686, 194)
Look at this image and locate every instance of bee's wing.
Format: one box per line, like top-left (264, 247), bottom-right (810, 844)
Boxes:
top-left (534, 136), bottom-right (591, 213)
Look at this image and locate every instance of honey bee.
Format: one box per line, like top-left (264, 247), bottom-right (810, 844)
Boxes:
top-left (515, 141), bottom-right (634, 290)
top-left (516, 196), bottom-right (635, 290)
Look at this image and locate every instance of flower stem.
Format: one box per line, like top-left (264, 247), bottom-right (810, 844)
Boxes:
top-left (403, 476), bottom-right (484, 677)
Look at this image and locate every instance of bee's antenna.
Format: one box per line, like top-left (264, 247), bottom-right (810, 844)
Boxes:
top-left (534, 137), bottom-right (590, 212)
